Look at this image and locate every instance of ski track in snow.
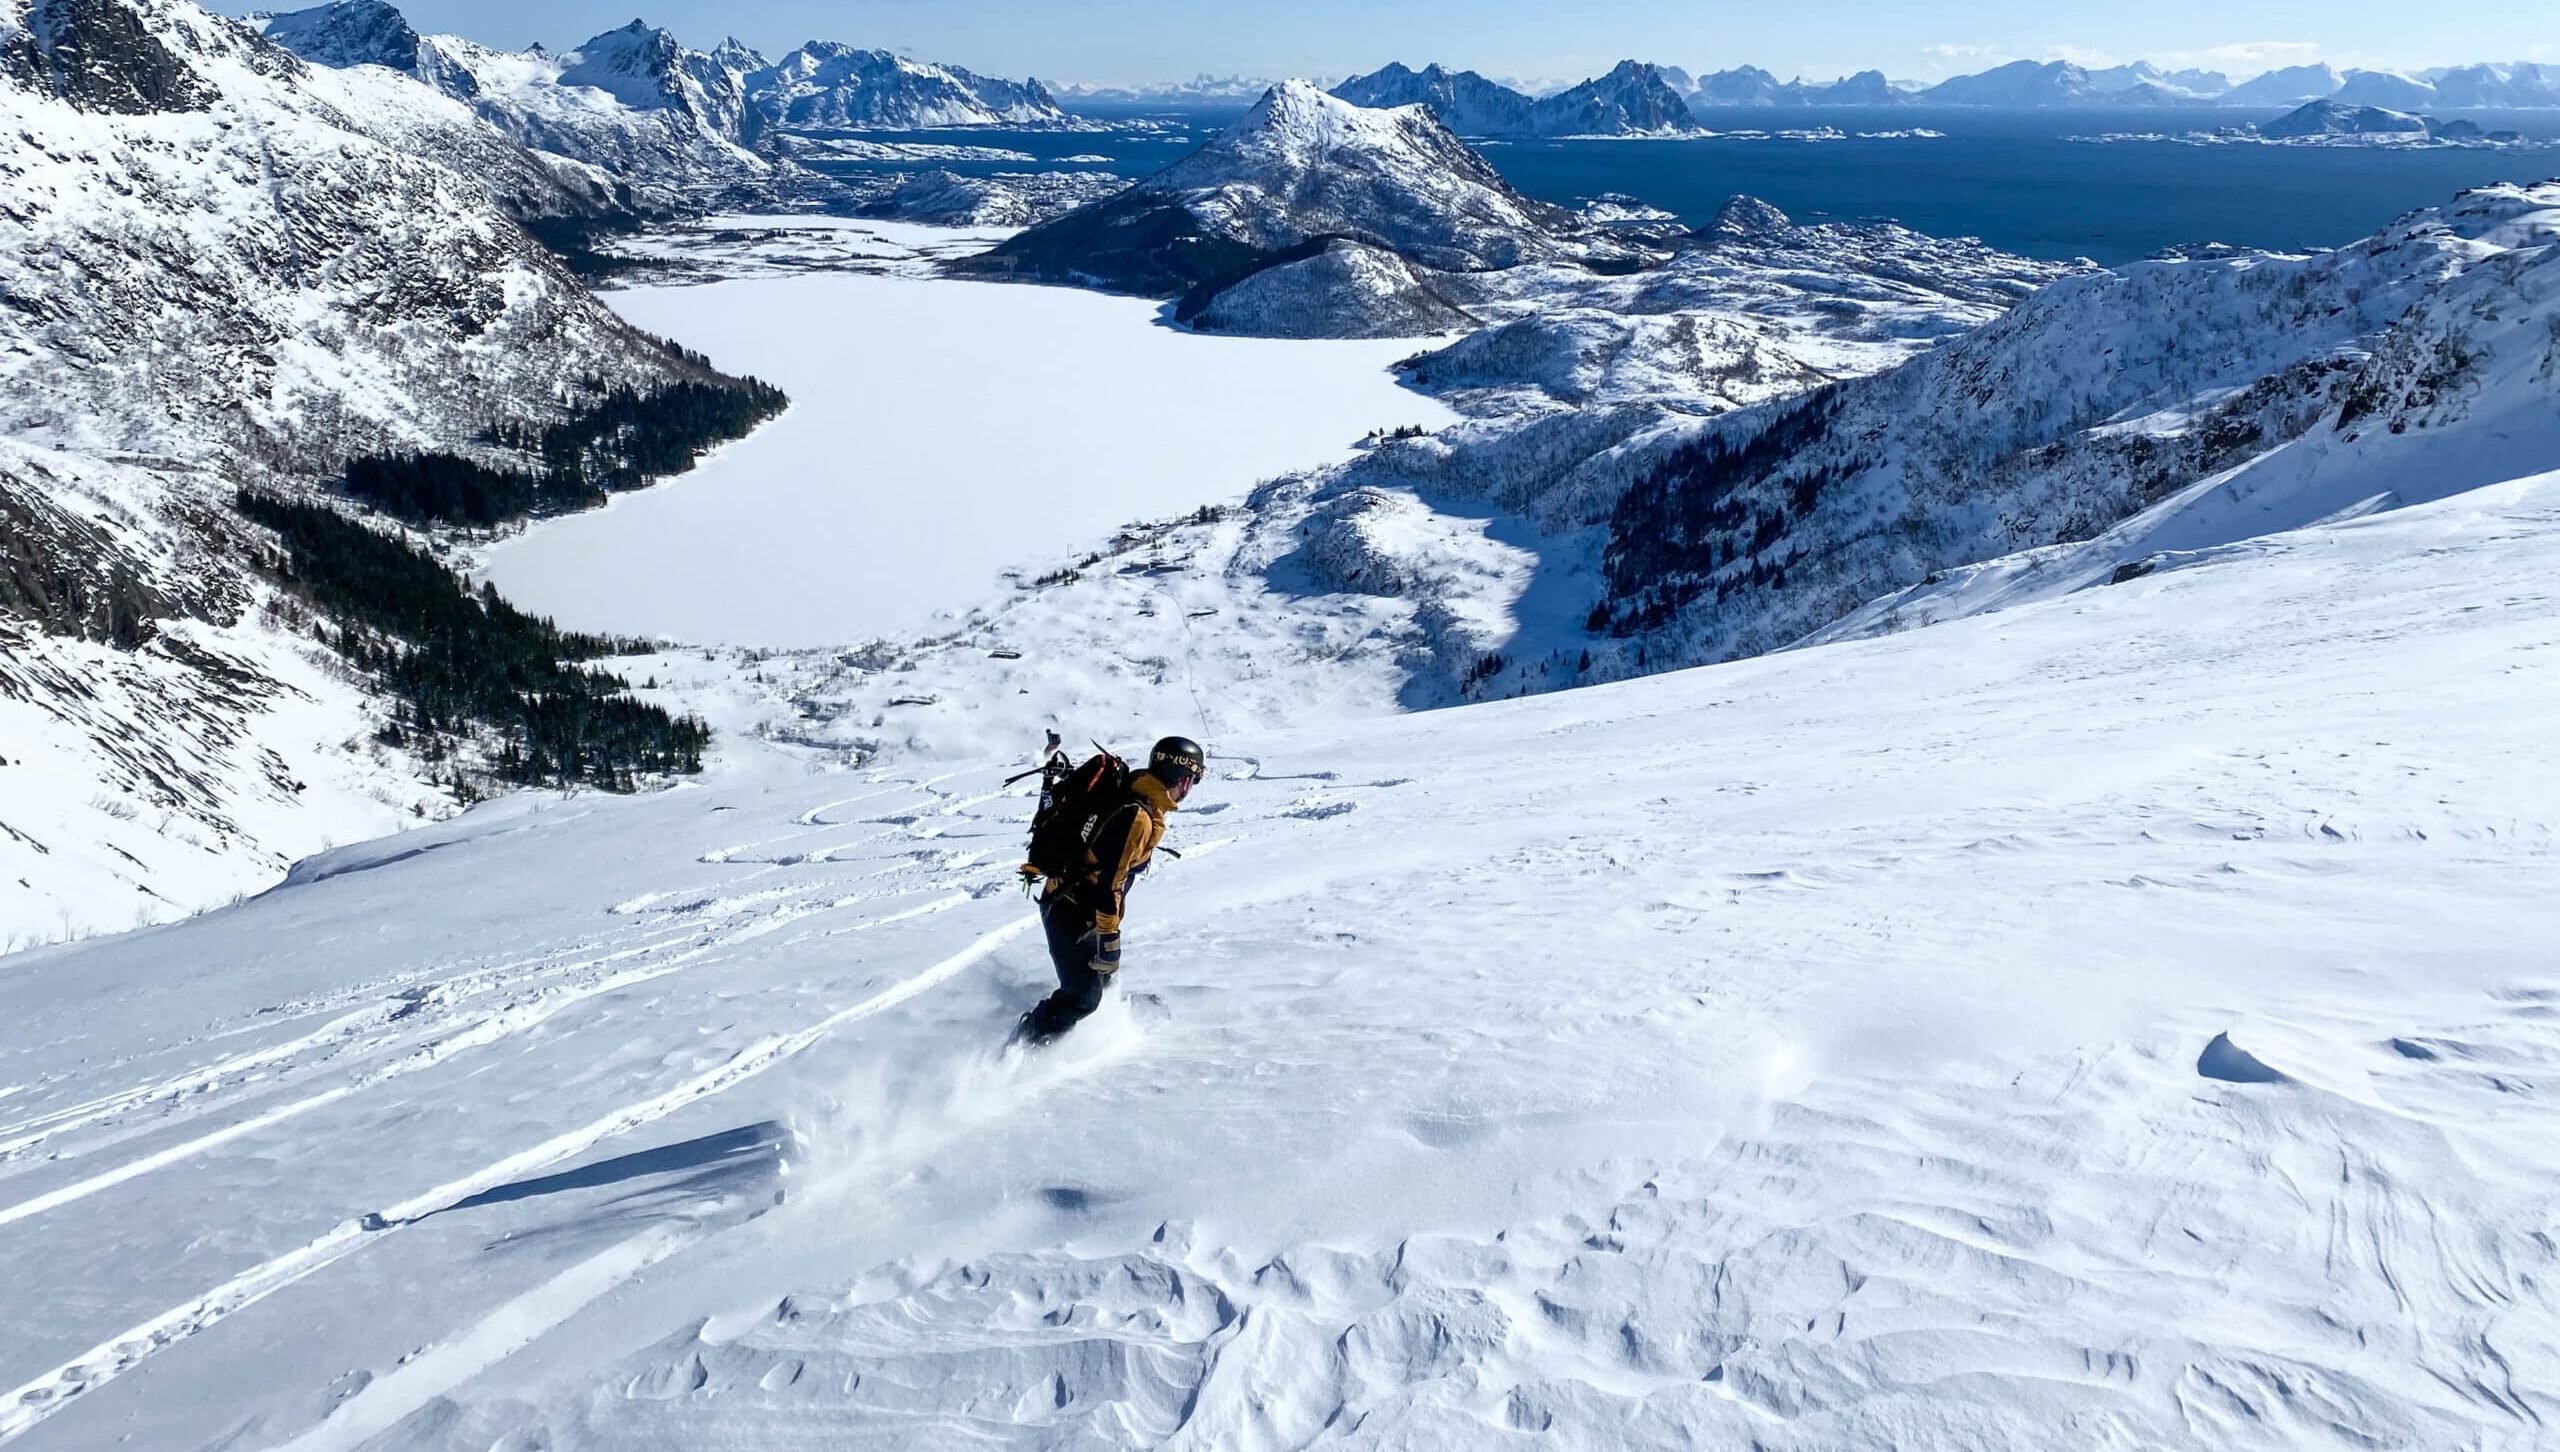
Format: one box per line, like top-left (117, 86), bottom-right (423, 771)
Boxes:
top-left (0, 897), bottom-right (1035, 1443)
top-left (1, 483), bottom-right (2558, 1448)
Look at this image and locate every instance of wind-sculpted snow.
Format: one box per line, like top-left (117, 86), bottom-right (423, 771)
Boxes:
top-left (2, 474), bottom-right (2556, 1447)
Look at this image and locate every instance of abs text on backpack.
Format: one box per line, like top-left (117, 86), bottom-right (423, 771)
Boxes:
top-left (1024, 751), bottom-right (1136, 881)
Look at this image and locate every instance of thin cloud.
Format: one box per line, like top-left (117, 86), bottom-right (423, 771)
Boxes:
top-left (2148, 41), bottom-right (2334, 80)
top-left (2042, 45), bottom-right (2116, 69)
top-left (1916, 43), bottom-right (2007, 78)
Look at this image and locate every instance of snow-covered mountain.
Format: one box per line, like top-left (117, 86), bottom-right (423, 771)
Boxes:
top-left (2217, 63), bottom-right (2348, 107)
top-left (1592, 182), bottom-right (2560, 667)
top-left (1332, 58), bottom-right (1699, 135)
top-left (2084, 60), bottom-right (2230, 97)
top-left (1328, 62), bottom-right (1535, 134)
top-left (1530, 59), bottom-right (1700, 134)
top-left (1050, 72), bottom-right (1287, 106)
top-left (1683, 65), bottom-right (1902, 107)
top-left (2329, 68), bottom-right (2439, 111)
top-left (1, 0), bottom-right (757, 943)
top-left (260, 2), bottom-right (774, 210)
top-left (744, 41), bottom-right (1066, 129)
top-left (957, 80), bottom-right (1598, 303)
top-left (2260, 99), bottom-right (2432, 138)
top-left (2430, 61), bottom-right (2560, 108)
top-left (1918, 59), bottom-right (2201, 107)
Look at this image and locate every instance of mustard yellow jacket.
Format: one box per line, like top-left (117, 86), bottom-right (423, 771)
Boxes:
top-left (1044, 770), bottom-right (1176, 934)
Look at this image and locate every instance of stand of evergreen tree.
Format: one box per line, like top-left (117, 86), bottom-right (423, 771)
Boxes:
top-left (337, 368), bottom-right (788, 528)
top-left (237, 492), bottom-right (709, 790)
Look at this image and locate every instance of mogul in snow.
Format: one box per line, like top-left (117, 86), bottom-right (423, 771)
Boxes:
top-left (1014, 735), bottom-right (1207, 1044)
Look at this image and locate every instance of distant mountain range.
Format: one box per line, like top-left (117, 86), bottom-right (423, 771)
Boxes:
top-left (1334, 60), bottom-right (1700, 136)
top-left (1317, 56), bottom-right (2560, 126)
top-left (258, 0), bottom-right (1079, 209)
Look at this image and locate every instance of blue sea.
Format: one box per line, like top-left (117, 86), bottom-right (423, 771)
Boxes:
top-left (807, 105), bottom-right (2560, 266)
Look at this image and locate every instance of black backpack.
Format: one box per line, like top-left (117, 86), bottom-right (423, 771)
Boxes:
top-left (1024, 750), bottom-right (1135, 880)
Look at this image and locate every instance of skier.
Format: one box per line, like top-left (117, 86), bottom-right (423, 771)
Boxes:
top-left (1016, 735), bottom-right (1206, 1044)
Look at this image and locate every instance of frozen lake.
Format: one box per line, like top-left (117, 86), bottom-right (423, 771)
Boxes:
top-left (478, 258), bottom-right (1453, 648)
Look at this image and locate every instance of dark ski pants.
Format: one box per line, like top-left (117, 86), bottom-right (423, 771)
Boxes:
top-left (1027, 897), bottom-right (1114, 1038)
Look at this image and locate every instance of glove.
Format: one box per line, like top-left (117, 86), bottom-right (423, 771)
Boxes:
top-left (1094, 931), bottom-right (1122, 970)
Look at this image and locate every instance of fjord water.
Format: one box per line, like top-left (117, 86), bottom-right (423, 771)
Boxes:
top-left (832, 106), bottom-right (2560, 264)
top-left (1502, 107), bottom-right (2560, 263)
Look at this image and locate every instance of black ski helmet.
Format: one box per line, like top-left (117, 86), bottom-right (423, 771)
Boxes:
top-left (1149, 735), bottom-right (1206, 785)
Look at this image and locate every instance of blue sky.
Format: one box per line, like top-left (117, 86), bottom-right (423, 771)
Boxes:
top-left (227, 1), bottom-right (2555, 87)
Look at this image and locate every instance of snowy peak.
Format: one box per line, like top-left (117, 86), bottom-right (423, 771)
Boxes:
top-left (256, 0), bottom-right (418, 72)
top-left (744, 40), bottom-right (1065, 129)
top-left (2329, 68), bottom-right (2437, 111)
top-left (2217, 63), bottom-right (2344, 106)
top-left (556, 19), bottom-right (692, 110)
top-left (963, 78), bottom-right (1593, 309)
top-left (1536, 58), bottom-right (1699, 134)
top-left (263, 2), bottom-right (772, 209)
top-left (1329, 61), bottom-right (1533, 135)
top-left (2260, 98), bottom-right (2429, 139)
top-left (1331, 58), bottom-right (1699, 135)
top-left (1920, 59), bottom-right (2106, 107)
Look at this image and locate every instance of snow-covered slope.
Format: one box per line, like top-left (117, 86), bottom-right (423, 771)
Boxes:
top-left (0, 0), bottom-right (739, 944)
top-left (958, 81), bottom-right (1600, 301)
top-left (1184, 237), bottom-right (1480, 338)
top-left (851, 167), bottom-right (1125, 226)
top-left (735, 205), bottom-right (2071, 729)
top-left (745, 41), bottom-right (1067, 129)
top-left (1, 458), bottom-right (2555, 1448)
top-left (0, 441), bottom-right (444, 947)
top-left (261, 2), bottom-right (774, 211)
top-left (2, 0), bottom-right (697, 472)
top-left (2329, 68), bottom-right (2438, 112)
top-left (2429, 62), bottom-right (2560, 108)
top-left (1594, 182), bottom-right (2560, 668)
